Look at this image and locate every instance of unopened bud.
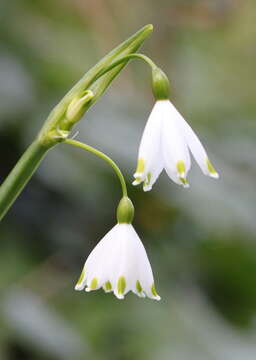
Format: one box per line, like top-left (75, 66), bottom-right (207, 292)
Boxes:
top-left (66, 90), bottom-right (94, 123)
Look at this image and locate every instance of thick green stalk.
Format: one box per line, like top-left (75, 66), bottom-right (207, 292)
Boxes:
top-left (0, 140), bottom-right (51, 220)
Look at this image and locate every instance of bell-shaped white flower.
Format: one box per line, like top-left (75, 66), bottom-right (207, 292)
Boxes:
top-left (75, 197), bottom-right (160, 300)
top-left (133, 99), bottom-right (219, 191)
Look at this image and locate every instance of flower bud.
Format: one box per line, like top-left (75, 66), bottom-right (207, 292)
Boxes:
top-left (116, 196), bottom-right (134, 224)
top-left (66, 90), bottom-right (94, 124)
top-left (152, 67), bottom-right (170, 100)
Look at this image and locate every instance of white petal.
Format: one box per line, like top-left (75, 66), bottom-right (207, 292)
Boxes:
top-left (118, 225), bottom-right (152, 288)
top-left (119, 225), bottom-right (160, 300)
top-left (108, 224), bottom-right (142, 298)
top-left (74, 267), bottom-right (87, 291)
top-left (77, 225), bottom-right (120, 291)
top-left (143, 150), bottom-right (164, 191)
top-left (168, 101), bottom-right (219, 178)
top-left (133, 101), bottom-right (164, 188)
top-left (161, 101), bottom-right (191, 187)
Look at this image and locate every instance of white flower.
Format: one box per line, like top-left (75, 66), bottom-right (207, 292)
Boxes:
top-left (75, 223), bottom-right (160, 301)
top-left (133, 100), bottom-right (219, 191)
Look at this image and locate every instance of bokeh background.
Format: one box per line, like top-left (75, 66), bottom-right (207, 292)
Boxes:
top-left (1, 0), bottom-right (256, 359)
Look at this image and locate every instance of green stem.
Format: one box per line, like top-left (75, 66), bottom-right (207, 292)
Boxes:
top-left (91, 53), bottom-right (157, 84)
top-left (64, 139), bottom-right (127, 197)
top-left (0, 140), bottom-right (51, 221)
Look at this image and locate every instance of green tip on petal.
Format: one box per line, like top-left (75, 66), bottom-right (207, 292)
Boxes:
top-left (151, 283), bottom-right (161, 300)
top-left (90, 277), bottom-right (98, 290)
top-left (76, 269), bottom-right (85, 286)
top-left (143, 172), bottom-right (153, 191)
top-left (146, 172), bottom-right (151, 184)
top-left (117, 276), bottom-right (126, 295)
top-left (177, 161), bottom-right (189, 188)
top-left (176, 161), bottom-right (186, 176)
top-left (75, 268), bottom-right (86, 290)
top-left (104, 281), bottom-right (112, 292)
top-left (179, 177), bottom-right (189, 188)
top-left (117, 196), bottom-right (135, 224)
top-left (135, 158), bottom-right (145, 175)
top-left (133, 159), bottom-right (145, 186)
top-left (132, 176), bottom-right (142, 186)
top-left (136, 280), bottom-right (143, 293)
top-left (206, 159), bottom-right (219, 178)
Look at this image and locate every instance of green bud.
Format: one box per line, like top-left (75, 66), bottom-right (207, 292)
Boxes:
top-left (152, 67), bottom-right (170, 100)
top-left (116, 196), bottom-right (134, 224)
top-left (66, 90), bottom-right (94, 124)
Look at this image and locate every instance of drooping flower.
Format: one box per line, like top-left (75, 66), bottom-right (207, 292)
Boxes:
top-left (133, 68), bottom-right (219, 191)
top-left (75, 197), bottom-right (160, 300)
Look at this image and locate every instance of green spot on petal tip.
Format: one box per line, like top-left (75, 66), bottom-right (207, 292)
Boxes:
top-left (90, 277), bottom-right (98, 290)
top-left (136, 158), bottom-right (145, 174)
top-left (206, 159), bottom-right (218, 177)
top-left (117, 276), bottom-right (126, 295)
top-left (76, 269), bottom-right (85, 286)
top-left (105, 281), bottom-right (112, 291)
top-left (151, 283), bottom-right (160, 299)
top-left (179, 177), bottom-right (189, 187)
top-left (136, 280), bottom-right (142, 293)
top-left (176, 160), bottom-right (186, 175)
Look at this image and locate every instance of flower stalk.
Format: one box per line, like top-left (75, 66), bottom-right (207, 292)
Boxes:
top-left (64, 139), bottom-right (128, 197)
top-left (91, 53), bottom-right (158, 82)
top-left (65, 139), bottom-right (160, 300)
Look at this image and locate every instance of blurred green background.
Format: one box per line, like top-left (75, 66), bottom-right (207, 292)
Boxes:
top-left (1, 0), bottom-right (256, 359)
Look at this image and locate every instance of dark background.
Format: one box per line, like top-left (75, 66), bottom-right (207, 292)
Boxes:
top-left (1, 0), bottom-right (256, 359)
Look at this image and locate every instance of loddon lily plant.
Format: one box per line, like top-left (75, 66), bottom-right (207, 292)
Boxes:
top-left (0, 25), bottom-right (219, 301)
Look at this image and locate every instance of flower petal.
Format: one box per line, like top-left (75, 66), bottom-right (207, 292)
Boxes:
top-left (76, 224), bottom-right (119, 291)
top-left (168, 101), bottom-right (219, 178)
top-left (133, 101), bottom-right (164, 188)
top-left (142, 150), bottom-right (164, 191)
top-left (122, 225), bottom-right (160, 300)
top-left (75, 268), bottom-right (87, 291)
top-left (161, 101), bottom-right (191, 187)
